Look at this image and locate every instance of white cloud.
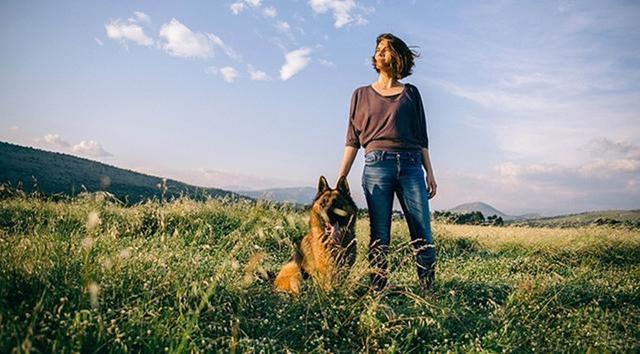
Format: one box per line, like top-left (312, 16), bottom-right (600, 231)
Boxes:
top-left (263, 6), bottom-right (277, 18)
top-left (159, 19), bottom-right (214, 58)
top-left (577, 137), bottom-right (640, 177)
top-left (205, 66), bottom-right (240, 82)
top-left (432, 68), bottom-right (640, 165)
top-left (423, 135), bottom-right (640, 215)
top-left (219, 67), bottom-right (239, 83)
top-left (275, 21), bottom-right (291, 33)
top-left (354, 15), bottom-right (368, 26)
top-left (280, 47), bottom-right (312, 80)
top-left (230, 2), bottom-right (246, 15)
top-left (105, 19), bottom-right (154, 46)
top-left (247, 64), bottom-right (269, 80)
top-left (34, 135), bottom-right (113, 158)
top-left (36, 134), bottom-right (70, 148)
top-left (72, 140), bottom-right (113, 157)
top-left (158, 19), bottom-right (239, 61)
top-left (231, 0), bottom-right (262, 14)
top-left (309, 0), bottom-right (370, 28)
top-left (419, 2), bottom-right (640, 170)
top-left (207, 33), bottom-right (242, 61)
top-left (133, 11), bottom-right (151, 24)
top-left (94, 37), bottom-right (104, 46)
top-left (486, 137), bottom-right (640, 212)
top-left (245, 0), bottom-right (261, 8)
top-left (586, 136), bottom-right (640, 159)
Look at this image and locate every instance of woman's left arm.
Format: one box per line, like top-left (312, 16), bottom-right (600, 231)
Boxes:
top-left (413, 84), bottom-right (437, 199)
top-left (421, 147), bottom-right (437, 199)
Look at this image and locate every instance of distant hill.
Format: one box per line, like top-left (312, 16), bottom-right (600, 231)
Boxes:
top-left (234, 187), bottom-right (317, 205)
top-left (447, 201), bottom-right (540, 221)
top-left (508, 209), bottom-right (640, 228)
top-left (0, 141), bottom-right (250, 204)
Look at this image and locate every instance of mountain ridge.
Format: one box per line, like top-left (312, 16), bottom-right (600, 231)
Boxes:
top-left (0, 141), bottom-right (249, 204)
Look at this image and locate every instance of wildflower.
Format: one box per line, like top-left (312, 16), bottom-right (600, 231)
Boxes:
top-left (86, 211), bottom-right (101, 231)
top-left (231, 260), bottom-right (240, 271)
top-left (81, 237), bottom-right (95, 251)
top-left (101, 257), bottom-right (113, 270)
top-left (119, 247), bottom-right (131, 259)
top-left (87, 282), bottom-right (99, 309)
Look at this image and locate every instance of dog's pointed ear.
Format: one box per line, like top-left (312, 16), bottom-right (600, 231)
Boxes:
top-left (337, 175), bottom-right (350, 194)
top-left (313, 176), bottom-right (330, 201)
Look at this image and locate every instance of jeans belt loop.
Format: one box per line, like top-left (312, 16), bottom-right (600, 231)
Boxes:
top-left (381, 151), bottom-right (386, 160)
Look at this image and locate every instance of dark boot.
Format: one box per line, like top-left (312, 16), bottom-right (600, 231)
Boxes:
top-left (419, 262), bottom-right (436, 296)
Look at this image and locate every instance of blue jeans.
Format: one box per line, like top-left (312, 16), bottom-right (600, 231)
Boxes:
top-left (361, 150), bottom-right (435, 289)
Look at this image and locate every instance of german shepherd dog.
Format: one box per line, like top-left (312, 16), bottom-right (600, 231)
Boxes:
top-left (273, 176), bottom-right (358, 295)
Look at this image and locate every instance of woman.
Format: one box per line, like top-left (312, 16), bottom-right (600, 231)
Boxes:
top-left (337, 33), bottom-right (438, 295)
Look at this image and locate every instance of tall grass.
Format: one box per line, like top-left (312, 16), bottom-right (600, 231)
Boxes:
top-left (1, 195), bottom-right (639, 352)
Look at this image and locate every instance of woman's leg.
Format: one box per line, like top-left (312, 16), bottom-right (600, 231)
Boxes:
top-left (395, 157), bottom-right (436, 290)
top-left (362, 160), bottom-right (396, 291)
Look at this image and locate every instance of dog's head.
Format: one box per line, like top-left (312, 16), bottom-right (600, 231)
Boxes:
top-left (311, 176), bottom-right (357, 232)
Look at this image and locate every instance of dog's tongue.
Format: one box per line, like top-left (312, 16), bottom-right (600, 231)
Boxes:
top-left (325, 222), bottom-right (341, 243)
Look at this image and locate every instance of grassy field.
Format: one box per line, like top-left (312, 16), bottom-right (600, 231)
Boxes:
top-left (1, 195), bottom-right (639, 352)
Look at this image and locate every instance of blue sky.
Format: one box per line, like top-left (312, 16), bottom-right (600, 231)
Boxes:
top-left (1, 0), bottom-right (639, 216)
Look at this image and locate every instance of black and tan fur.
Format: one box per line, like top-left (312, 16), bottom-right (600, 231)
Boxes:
top-left (273, 176), bottom-right (357, 295)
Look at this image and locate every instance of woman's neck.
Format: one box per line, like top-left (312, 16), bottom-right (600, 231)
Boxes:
top-left (375, 72), bottom-right (401, 89)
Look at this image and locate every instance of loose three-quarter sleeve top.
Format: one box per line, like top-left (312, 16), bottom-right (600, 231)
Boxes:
top-left (345, 83), bottom-right (429, 154)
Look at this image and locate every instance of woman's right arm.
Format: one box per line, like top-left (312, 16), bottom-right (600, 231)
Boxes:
top-left (337, 146), bottom-right (359, 178)
top-left (339, 88), bottom-right (360, 178)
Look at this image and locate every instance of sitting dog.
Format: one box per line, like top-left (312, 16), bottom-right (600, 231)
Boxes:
top-left (273, 176), bottom-right (358, 295)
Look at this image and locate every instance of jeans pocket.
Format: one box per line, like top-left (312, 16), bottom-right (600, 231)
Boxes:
top-left (364, 151), bottom-right (380, 164)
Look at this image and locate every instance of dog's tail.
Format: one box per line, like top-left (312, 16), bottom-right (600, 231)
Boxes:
top-left (272, 246), bottom-right (305, 296)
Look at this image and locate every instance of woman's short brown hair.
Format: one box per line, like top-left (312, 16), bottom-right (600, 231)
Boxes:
top-left (371, 33), bottom-right (421, 80)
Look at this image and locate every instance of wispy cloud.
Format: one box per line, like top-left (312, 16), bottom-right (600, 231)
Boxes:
top-left (158, 19), bottom-right (239, 61)
top-left (133, 11), bottom-right (151, 24)
top-left (438, 136), bottom-right (640, 215)
top-left (205, 66), bottom-right (240, 83)
top-left (230, 0), bottom-right (263, 15)
top-left (247, 64), bottom-right (269, 81)
top-left (230, 2), bottom-right (246, 15)
top-left (219, 67), bottom-right (239, 83)
top-left (263, 6), bottom-right (277, 18)
top-left (275, 21), bottom-right (291, 33)
top-left (94, 37), bottom-right (104, 46)
top-left (34, 134), bottom-right (113, 158)
top-left (159, 19), bottom-right (217, 58)
top-left (280, 47), bottom-right (312, 80)
top-left (72, 140), bottom-right (113, 157)
top-left (308, 0), bottom-right (371, 28)
top-left (105, 18), bottom-right (153, 46)
top-left (36, 134), bottom-right (70, 148)
top-left (424, 3), bottom-right (640, 166)
top-left (207, 33), bottom-right (242, 61)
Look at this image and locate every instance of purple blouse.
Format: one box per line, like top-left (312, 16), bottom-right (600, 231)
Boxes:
top-left (345, 83), bottom-right (429, 154)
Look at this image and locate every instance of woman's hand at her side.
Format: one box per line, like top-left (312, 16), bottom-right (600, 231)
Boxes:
top-left (420, 148), bottom-right (437, 199)
top-left (426, 173), bottom-right (437, 199)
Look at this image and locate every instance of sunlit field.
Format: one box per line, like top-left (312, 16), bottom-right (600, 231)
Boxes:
top-left (1, 195), bottom-right (639, 352)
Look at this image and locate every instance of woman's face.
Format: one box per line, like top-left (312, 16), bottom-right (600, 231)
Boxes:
top-left (374, 39), bottom-right (393, 69)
